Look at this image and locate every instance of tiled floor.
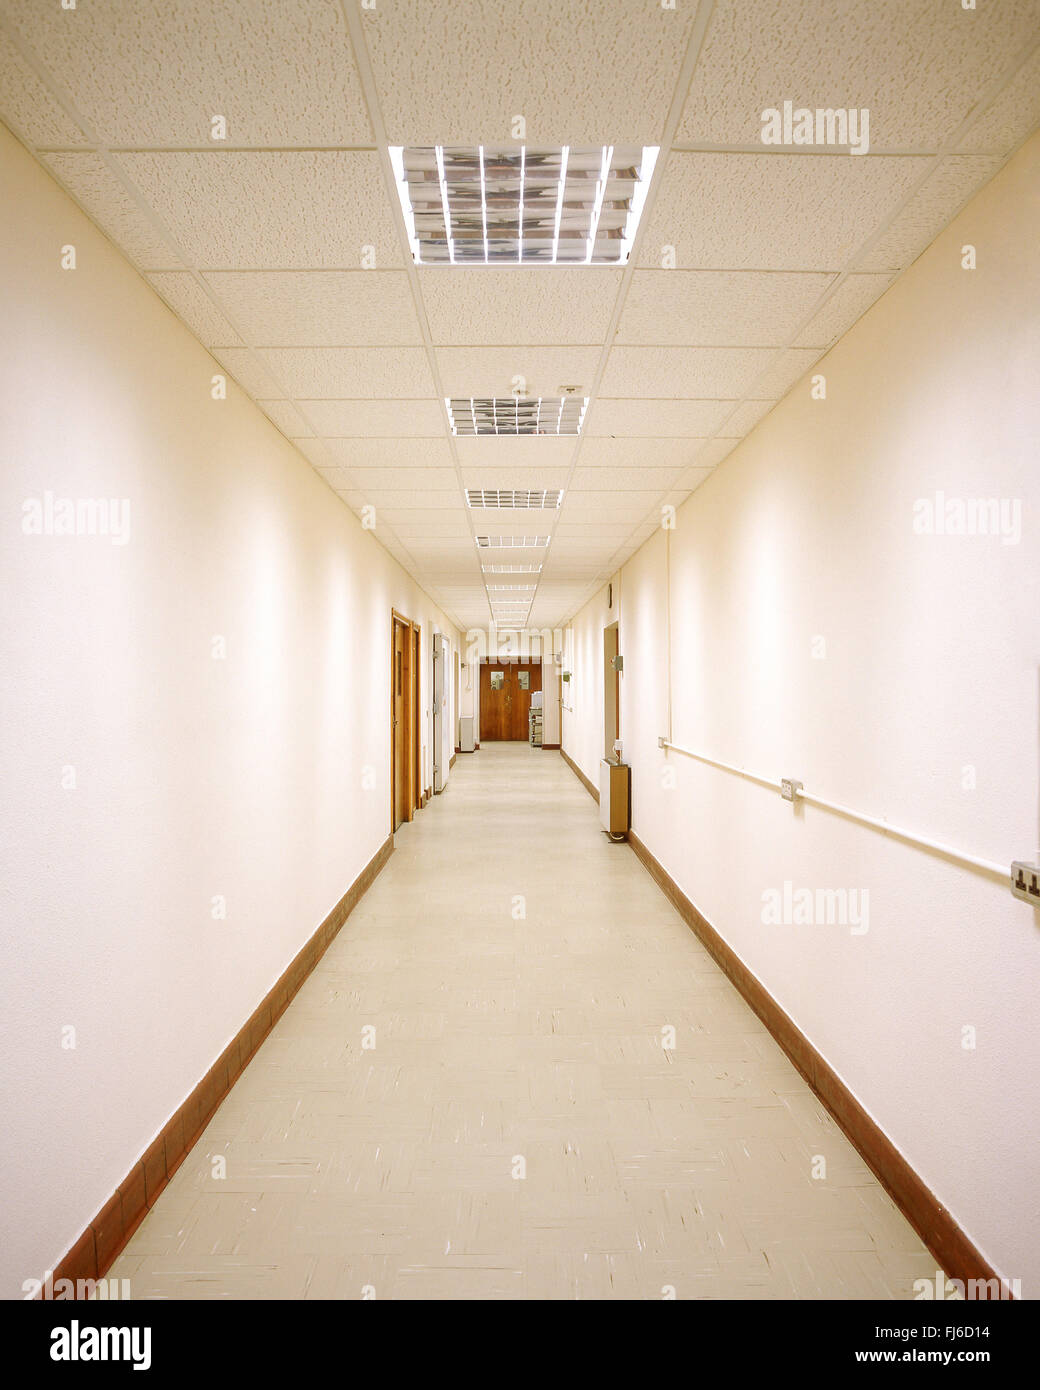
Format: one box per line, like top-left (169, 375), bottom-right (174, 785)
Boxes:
top-left (110, 743), bottom-right (934, 1299)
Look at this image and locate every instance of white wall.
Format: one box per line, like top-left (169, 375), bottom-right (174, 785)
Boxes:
top-left (563, 135), bottom-right (1040, 1292)
top-left (0, 125), bottom-right (461, 1299)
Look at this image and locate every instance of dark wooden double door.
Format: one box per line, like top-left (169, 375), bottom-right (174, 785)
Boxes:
top-left (479, 660), bottom-right (542, 741)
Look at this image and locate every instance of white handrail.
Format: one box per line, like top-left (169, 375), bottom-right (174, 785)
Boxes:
top-left (659, 738), bottom-right (1008, 880)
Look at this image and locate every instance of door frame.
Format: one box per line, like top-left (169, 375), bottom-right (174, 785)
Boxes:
top-left (391, 609), bottom-right (422, 832)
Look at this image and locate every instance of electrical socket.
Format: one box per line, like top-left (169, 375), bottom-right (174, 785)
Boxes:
top-left (1011, 861), bottom-right (1040, 904)
top-left (781, 778), bottom-right (803, 802)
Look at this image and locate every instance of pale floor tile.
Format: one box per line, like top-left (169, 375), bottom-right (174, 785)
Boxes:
top-left (117, 743), bottom-right (931, 1299)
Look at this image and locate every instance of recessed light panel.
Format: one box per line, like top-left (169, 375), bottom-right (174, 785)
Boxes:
top-left (390, 146), bottom-right (659, 265)
top-left (475, 535), bottom-right (550, 548)
top-left (447, 397), bottom-right (588, 436)
top-left (467, 488), bottom-right (562, 510)
top-left (482, 563), bottom-right (543, 573)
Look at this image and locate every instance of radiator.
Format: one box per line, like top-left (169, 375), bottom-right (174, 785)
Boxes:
top-left (599, 760), bottom-right (630, 837)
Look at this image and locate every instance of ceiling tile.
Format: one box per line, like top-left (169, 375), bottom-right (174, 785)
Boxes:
top-left (460, 466), bottom-right (570, 491)
top-left (290, 438), bottom-right (334, 469)
top-left (114, 152), bottom-right (402, 269)
top-left (675, 464), bottom-right (716, 492)
top-left (676, 0), bottom-right (1040, 150)
top-left (318, 437), bottom-right (454, 469)
top-left (202, 270), bottom-right (421, 346)
top-left (585, 399), bottom-right (731, 435)
top-left (617, 269), bottom-right (835, 345)
top-left (1, 0), bottom-right (372, 146)
top-left (467, 507), bottom-right (562, 531)
top-left (570, 467), bottom-right (678, 491)
top-left (210, 346), bottom-right (287, 399)
top-left (958, 45), bottom-right (1040, 154)
top-left (749, 347), bottom-right (824, 398)
top-left (41, 152), bottom-right (185, 269)
top-left (260, 347), bottom-right (436, 398)
top-left (718, 399), bottom-right (775, 435)
top-left (559, 490), bottom-right (661, 519)
top-left (689, 437), bottom-right (739, 469)
top-left (435, 346), bottom-right (601, 398)
top-left (639, 152), bottom-right (930, 271)
top-left (554, 522), bottom-right (638, 538)
top-left (453, 435), bottom-right (577, 470)
top-left (599, 346), bottom-right (779, 399)
top-left (857, 155), bottom-right (1004, 270)
top-left (547, 537), bottom-right (625, 555)
top-left (791, 272), bottom-right (895, 347)
top-left (340, 466), bottom-right (458, 491)
top-left (256, 400), bottom-right (313, 437)
top-left (301, 399), bottom-right (445, 436)
top-left (313, 465), bottom-right (355, 490)
top-left (577, 437), bottom-right (709, 473)
top-left (380, 516), bottom-right (471, 533)
top-left (421, 267), bottom-right (621, 344)
top-left (146, 272), bottom-right (243, 345)
top-left (0, 29), bottom-right (87, 145)
top-left (340, 489), bottom-right (460, 510)
top-left (366, 0), bottom-right (699, 145)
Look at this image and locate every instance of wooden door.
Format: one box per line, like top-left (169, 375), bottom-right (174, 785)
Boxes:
top-left (479, 661), bottom-right (542, 740)
top-left (392, 617), bottom-right (408, 829)
top-left (413, 627), bottom-right (421, 802)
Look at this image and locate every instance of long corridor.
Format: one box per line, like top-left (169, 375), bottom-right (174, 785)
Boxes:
top-left (109, 745), bottom-right (933, 1300)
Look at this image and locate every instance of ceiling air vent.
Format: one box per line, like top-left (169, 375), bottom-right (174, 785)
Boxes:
top-left (447, 397), bottom-right (588, 436)
top-left (390, 145), bottom-right (658, 264)
top-left (466, 488), bottom-right (562, 510)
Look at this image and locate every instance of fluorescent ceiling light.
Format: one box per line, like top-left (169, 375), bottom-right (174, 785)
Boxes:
top-left (482, 563), bottom-right (543, 573)
top-left (466, 489), bottom-right (562, 510)
top-left (475, 536), bottom-right (549, 548)
top-left (390, 145), bottom-right (659, 264)
top-left (447, 397), bottom-right (587, 436)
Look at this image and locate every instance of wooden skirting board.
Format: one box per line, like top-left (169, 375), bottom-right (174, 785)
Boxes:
top-left (561, 746), bottom-right (598, 801)
top-left (557, 747), bottom-right (1008, 1296)
top-left (42, 834), bottom-right (394, 1293)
